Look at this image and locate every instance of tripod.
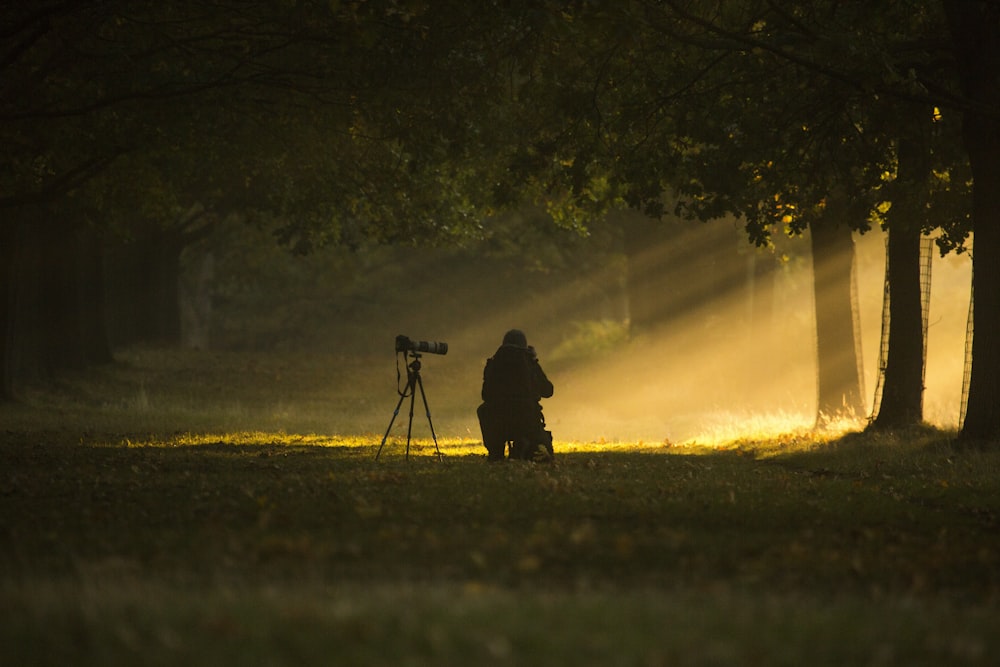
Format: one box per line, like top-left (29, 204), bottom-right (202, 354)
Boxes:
top-left (375, 352), bottom-right (443, 460)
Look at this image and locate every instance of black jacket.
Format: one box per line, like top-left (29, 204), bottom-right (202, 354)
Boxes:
top-left (481, 344), bottom-right (554, 405)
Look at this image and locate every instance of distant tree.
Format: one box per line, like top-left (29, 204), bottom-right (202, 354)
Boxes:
top-left (810, 212), bottom-right (866, 419)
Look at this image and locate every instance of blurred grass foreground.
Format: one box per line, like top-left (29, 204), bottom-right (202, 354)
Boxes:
top-left (2, 343), bottom-right (1000, 666)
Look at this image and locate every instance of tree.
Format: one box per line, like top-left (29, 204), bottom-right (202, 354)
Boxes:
top-left (630, 1), bottom-right (981, 434)
top-left (0, 0), bottom-right (516, 395)
top-left (868, 113), bottom-right (948, 430)
top-left (481, 2), bottom-right (970, 429)
top-left (489, 2), bottom-right (889, 422)
top-left (944, 1), bottom-right (1000, 441)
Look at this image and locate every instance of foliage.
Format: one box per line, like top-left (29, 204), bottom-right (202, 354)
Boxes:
top-left (0, 2), bottom-right (976, 251)
top-left (0, 2), bottom-right (981, 247)
top-left (184, 211), bottom-right (624, 359)
top-left (0, 0), bottom-right (517, 244)
top-left (494, 1), bottom-right (972, 247)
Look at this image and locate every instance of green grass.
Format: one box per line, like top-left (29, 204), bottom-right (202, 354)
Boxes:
top-left (2, 347), bottom-right (999, 665)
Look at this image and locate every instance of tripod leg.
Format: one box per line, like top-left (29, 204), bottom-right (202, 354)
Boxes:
top-left (405, 376), bottom-right (417, 460)
top-left (375, 379), bottom-right (412, 460)
top-left (414, 373), bottom-right (443, 459)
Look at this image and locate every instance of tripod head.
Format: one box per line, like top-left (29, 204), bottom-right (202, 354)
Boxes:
top-left (406, 351), bottom-right (422, 374)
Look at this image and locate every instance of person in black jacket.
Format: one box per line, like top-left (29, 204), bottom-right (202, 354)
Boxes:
top-left (477, 329), bottom-right (554, 462)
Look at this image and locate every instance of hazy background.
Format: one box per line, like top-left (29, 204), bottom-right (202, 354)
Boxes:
top-left (179, 219), bottom-right (972, 444)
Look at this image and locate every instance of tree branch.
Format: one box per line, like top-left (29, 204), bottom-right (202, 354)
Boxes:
top-left (0, 152), bottom-right (119, 210)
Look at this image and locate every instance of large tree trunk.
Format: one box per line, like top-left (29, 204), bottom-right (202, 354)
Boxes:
top-left (8, 219), bottom-right (54, 384)
top-left (36, 216), bottom-right (113, 371)
top-left (105, 222), bottom-right (185, 347)
top-left (810, 218), bottom-right (865, 422)
top-left (946, 0), bottom-right (1000, 441)
top-left (869, 130), bottom-right (931, 430)
top-left (869, 225), bottom-right (925, 428)
top-left (1, 211), bottom-right (114, 394)
top-left (960, 115), bottom-right (1000, 440)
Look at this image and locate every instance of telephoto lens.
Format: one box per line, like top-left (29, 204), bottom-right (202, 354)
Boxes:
top-left (395, 335), bottom-right (448, 355)
top-left (413, 340), bottom-right (448, 355)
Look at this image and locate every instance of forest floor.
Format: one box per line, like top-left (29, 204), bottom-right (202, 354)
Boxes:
top-left (2, 346), bottom-right (999, 666)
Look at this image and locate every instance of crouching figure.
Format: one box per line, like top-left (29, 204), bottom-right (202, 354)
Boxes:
top-left (477, 329), bottom-right (554, 462)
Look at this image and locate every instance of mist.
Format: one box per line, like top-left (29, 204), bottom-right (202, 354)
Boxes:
top-left (188, 223), bottom-right (972, 444)
top-left (543, 229), bottom-right (971, 443)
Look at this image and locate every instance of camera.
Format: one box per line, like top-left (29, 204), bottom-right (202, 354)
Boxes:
top-left (395, 334), bottom-right (448, 356)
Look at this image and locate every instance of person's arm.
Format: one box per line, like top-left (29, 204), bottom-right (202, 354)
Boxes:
top-left (481, 357), bottom-right (495, 401)
top-left (531, 358), bottom-right (554, 399)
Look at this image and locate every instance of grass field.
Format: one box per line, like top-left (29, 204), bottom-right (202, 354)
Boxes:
top-left (2, 347), bottom-right (999, 665)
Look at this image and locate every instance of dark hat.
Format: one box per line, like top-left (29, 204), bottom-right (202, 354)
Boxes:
top-left (502, 329), bottom-right (528, 348)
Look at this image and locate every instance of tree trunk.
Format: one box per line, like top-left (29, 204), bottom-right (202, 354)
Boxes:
top-left (869, 225), bottom-right (925, 428)
top-left (105, 223), bottom-right (185, 347)
top-left (1, 212), bottom-right (114, 394)
top-left (44, 217), bottom-right (88, 370)
top-left (77, 224), bottom-right (114, 366)
top-left (8, 219), bottom-right (55, 384)
top-left (869, 128), bottom-right (931, 430)
top-left (960, 114), bottom-right (1000, 440)
top-left (810, 218), bottom-right (865, 422)
top-left (945, 0), bottom-right (1000, 441)
top-left (149, 233), bottom-right (183, 344)
top-left (105, 239), bottom-right (148, 347)
top-left (0, 223), bottom-right (14, 400)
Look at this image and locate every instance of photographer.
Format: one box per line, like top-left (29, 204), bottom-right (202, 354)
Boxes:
top-left (477, 329), bottom-right (554, 462)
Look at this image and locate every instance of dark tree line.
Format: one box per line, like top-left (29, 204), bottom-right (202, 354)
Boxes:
top-left (1, 0), bottom-right (495, 394)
